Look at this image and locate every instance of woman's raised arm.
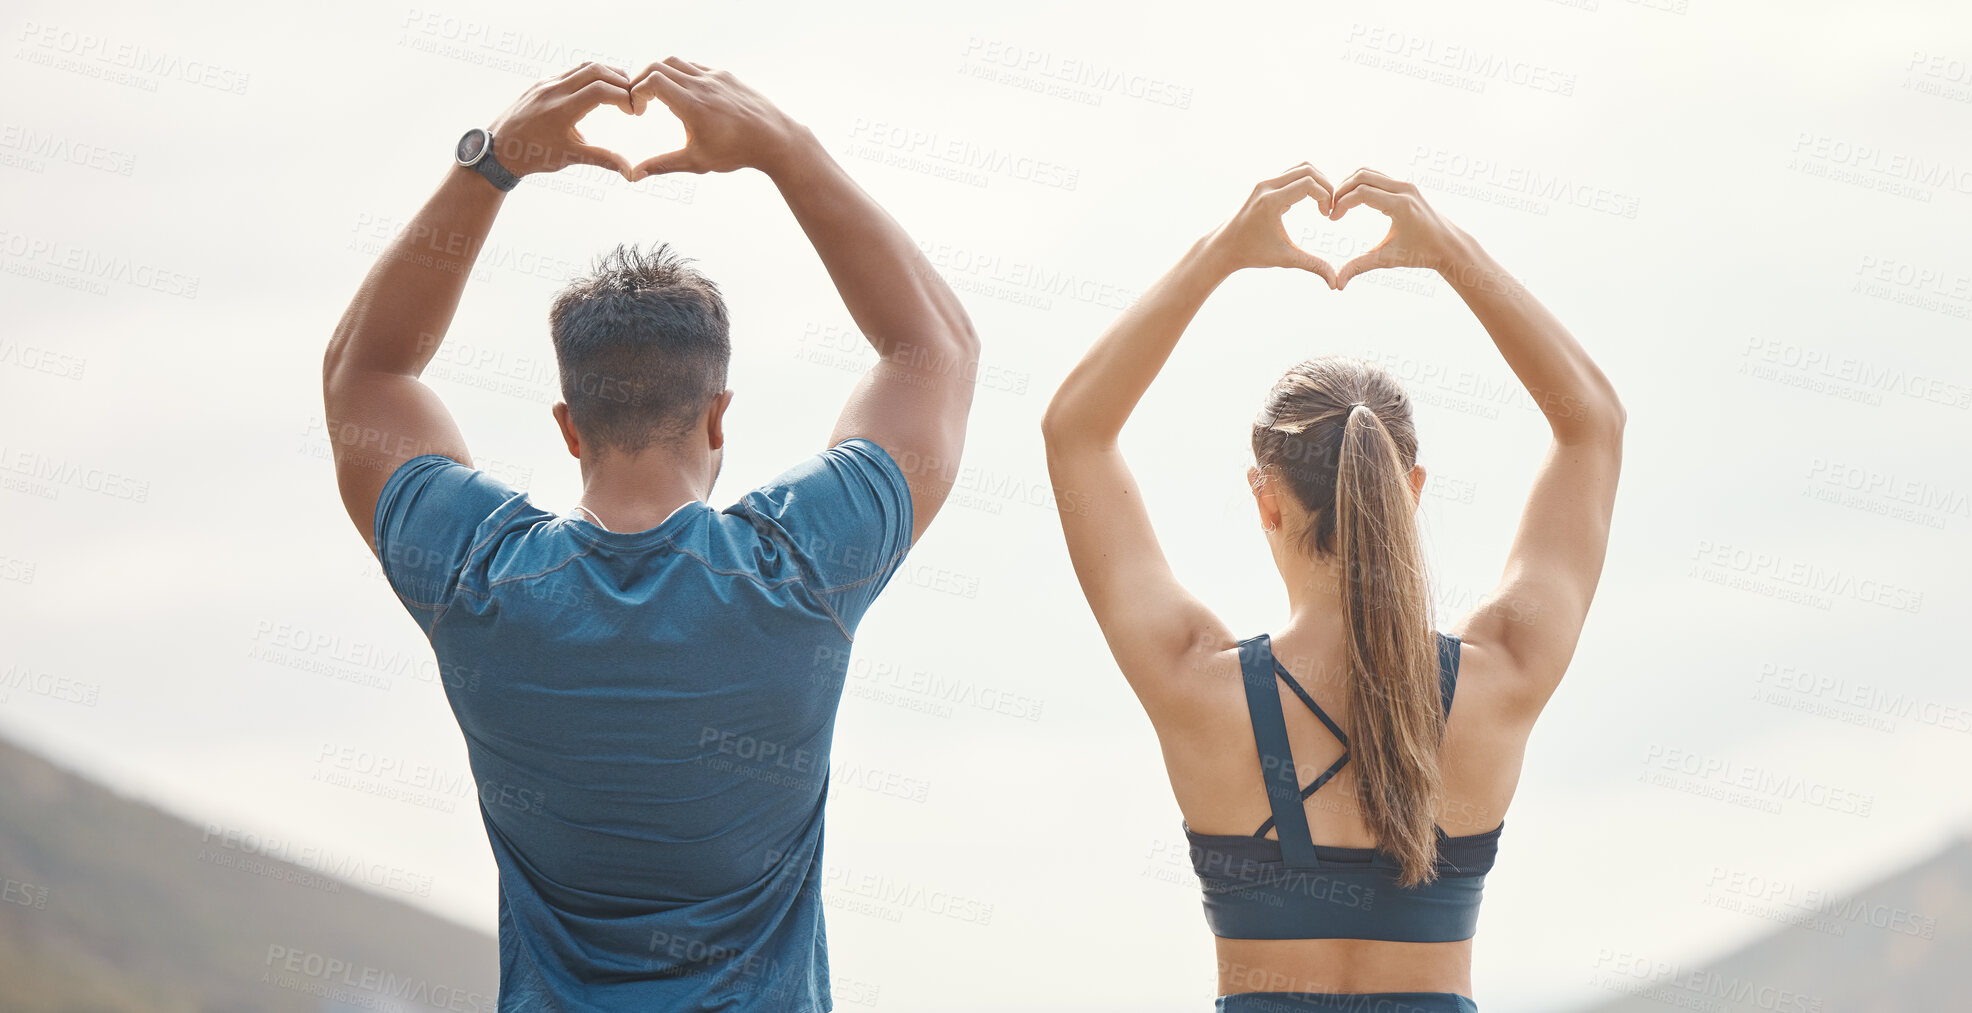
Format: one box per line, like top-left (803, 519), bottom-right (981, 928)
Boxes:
top-left (1040, 164), bottom-right (1336, 714)
top-left (1331, 168), bottom-right (1626, 726)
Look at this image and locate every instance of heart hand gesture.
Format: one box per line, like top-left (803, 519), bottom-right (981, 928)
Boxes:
top-left (487, 62), bottom-right (639, 181)
top-left (627, 58), bottom-right (805, 178)
top-left (1204, 163), bottom-right (1340, 287)
top-left (1328, 168), bottom-right (1465, 289)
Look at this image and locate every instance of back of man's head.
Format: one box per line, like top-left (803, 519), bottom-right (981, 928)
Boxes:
top-left (550, 243), bottom-right (731, 456)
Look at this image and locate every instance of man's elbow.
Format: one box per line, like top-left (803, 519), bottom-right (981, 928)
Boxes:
top-left (322, 311), bottom-right (370, 390)
top-left (322, 333), bottom-right (350, 391)
top-left (883, 304), bottom-right (979, 377)
top-left (943, 309), bottom-right (982, 366)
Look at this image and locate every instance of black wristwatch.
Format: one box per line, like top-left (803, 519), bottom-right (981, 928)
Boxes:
top-left (456, 127), bottom-right (519, 192)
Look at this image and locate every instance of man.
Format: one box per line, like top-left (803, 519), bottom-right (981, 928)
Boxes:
top-left (321, 59), bottom-right (979, 1011)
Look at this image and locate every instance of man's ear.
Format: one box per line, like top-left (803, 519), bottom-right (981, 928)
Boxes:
top-left (705, 390), bottom-right (735, 451)
top-left (552, 402), bottom-right (581, 459)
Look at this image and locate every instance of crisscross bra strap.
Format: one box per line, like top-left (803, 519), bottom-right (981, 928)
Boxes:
top-left (1238, 633), bottom-right (1321, 869)
top-left (1275, 658), bottom-right (1349, 744)
top-left (1254, 654), bottom-right (1352, 841)
top-left (1244, 631), bottom-right (1464, 862)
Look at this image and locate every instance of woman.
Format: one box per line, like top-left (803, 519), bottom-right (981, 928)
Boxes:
top-left (1040, 164), bottom-right (1624, 1012)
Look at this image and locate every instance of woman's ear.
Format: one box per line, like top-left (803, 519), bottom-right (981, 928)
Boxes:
top-left (1408, 463), bottom-right (1427, 508)
top-left (1249, 465), bottom-right (1283, 533)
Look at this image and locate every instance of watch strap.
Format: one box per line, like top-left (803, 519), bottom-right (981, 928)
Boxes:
top-left (470, 144), bottom-right (520, 192)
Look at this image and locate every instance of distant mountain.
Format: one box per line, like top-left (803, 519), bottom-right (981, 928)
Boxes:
top-left (1581, 836), bottom-right (1972, 1012)
top-left (0, 734), bottom-right (498, 1012)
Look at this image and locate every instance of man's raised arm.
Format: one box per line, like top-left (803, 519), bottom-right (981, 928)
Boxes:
top-left (630, 59), bottom-right (981, 545)
top-left (322, 63), bottom-right (637, 549)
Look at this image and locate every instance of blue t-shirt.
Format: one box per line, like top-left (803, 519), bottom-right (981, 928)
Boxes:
top-left (371, 438), bottom-right (914, 1013)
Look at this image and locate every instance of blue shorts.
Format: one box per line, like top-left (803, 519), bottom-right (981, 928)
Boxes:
top-left (1216, 992), bottom-right (1478, 1013)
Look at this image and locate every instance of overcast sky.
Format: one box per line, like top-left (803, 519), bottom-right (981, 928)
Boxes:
top-left (3, 0), bottom-right (1969, 1010)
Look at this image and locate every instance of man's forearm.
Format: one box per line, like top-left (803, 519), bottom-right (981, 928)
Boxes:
top-left (325, 166), bottom-right (505, 380)
top-left (764, 129), bottom-right (975, 360)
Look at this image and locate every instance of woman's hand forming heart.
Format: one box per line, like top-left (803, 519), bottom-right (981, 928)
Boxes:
top-left (1328, 168), bottom-right (1469, 289)
top-left (1201, 162), bottom-right (1340, 287)
top-left (486, 62), bottom-right (639, 181)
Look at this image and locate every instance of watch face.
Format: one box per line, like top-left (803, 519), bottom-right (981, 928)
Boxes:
top-left (457, 128), bottom-right (489, 166)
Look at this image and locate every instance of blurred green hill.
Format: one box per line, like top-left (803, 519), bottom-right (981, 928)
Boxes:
top-left (0, 734), bottom-right (498, 1012)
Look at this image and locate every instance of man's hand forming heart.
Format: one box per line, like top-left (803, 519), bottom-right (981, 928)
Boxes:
top-left (625, 57), bottom-right (810, 179)
top-left (486, 62), bottom-right (639, 182)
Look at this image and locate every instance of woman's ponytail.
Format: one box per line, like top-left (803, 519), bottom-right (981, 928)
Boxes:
top-left (1333, 402), bottom-right (1443, 888)
top-left (1252, 359), bottom-right (1443, 887)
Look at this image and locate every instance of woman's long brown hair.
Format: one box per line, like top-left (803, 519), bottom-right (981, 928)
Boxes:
top-left (1252, 356), bottom-right (1444, 887)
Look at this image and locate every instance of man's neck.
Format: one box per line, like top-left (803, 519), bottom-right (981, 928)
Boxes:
top-left (575, 449), bottom-right (710, 534)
